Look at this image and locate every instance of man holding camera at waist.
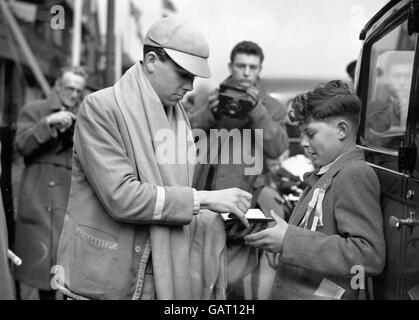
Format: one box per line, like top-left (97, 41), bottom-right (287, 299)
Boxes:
top-left (14, 66), bottom-right (87, 299)
top-left (189, 41), bottom-right (288, 205)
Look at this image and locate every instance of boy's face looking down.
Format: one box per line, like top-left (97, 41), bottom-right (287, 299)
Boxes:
top-left (289, 80), bottom-right (361, 168)
top-left (300, 117), bottom-right (353, 168)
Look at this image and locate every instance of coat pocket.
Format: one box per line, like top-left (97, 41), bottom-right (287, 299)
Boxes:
top-left (69, 225), bottom-right (119, 297)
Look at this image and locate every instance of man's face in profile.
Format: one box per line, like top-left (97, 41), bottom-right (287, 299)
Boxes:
top-left (57, 72), bottom-right (86, 109)
top-left (149, 54), bottom-right (196, 108)
top-left (228, 53), bottom-right (262, 86)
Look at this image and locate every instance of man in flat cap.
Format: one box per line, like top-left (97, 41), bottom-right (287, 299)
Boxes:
top-left (56, 16), bottom-right (253, 300)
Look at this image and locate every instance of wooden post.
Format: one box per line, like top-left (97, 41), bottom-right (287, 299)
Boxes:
top-left (71, 0), bottom-right (83, 67)
top-left (105, 0), bottom-right (115, 86)
top-left (0, 0), bottom-right (51, 96)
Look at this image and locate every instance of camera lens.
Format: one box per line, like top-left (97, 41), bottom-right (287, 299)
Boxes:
top-left (228, 102), bottom-right (239, 114)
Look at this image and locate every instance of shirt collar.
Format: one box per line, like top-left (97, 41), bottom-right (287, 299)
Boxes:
top-left (317, 148), bottom-right (356, 176)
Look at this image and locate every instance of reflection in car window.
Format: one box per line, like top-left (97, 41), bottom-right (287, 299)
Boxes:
top-left (363, 21), bottom-right (416, 153)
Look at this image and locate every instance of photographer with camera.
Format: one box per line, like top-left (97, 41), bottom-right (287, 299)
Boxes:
top-left (14, 66), bottom-right (87, 300)
top-left (189, 41), bottom-right (288, 206)
top-left (188, 41), bottom-right (288, 299)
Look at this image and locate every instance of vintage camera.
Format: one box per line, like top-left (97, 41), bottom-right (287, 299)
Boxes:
top-left (214, 83), bottom-right (257, 119)
top-left (58, 118), bottom-right (76, 151)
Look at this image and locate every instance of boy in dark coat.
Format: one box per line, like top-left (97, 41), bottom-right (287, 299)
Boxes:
top-left (245, 80), bottom-right (386, 299)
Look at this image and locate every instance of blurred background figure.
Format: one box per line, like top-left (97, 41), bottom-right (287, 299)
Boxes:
top-left (381, 51), bottom-right (413, 128)
top-left (263, 153), bottom-right (313, 222)
top-left (0, 142), bottom-right (15, 300)
top-left (189, 40), bottom-right (288, 204)
top-left (346, 59), bottom-right (357, 91)
top-left (371, 51), bottom-right (413, 128)
top-left (13, 66), bottom-right (87, 300)
top-left (364, 51), bottom-right (414, 151)
top-left (187, 40), bottom-right (289, 300)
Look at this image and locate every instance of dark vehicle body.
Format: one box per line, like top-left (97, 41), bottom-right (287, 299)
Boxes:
top-left (355, 0), bottom-right (419, 300)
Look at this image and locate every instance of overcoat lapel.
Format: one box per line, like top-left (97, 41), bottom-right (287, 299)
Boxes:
top-left (289, 149), bottom-right (365, 227)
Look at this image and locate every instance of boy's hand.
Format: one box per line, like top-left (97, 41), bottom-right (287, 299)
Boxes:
top-left (244, 210), bottom-right (289, 253)
top-left (225, 221), bottom-right (265, 241)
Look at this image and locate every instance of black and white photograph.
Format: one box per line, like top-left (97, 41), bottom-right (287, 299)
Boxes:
top-left (0, 0), bottom-right (418, 312)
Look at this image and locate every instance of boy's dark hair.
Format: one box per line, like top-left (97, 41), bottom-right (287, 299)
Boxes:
top-left (288, 80), bottom-right (362, 128)
top-left (230, 41), bottom-right (264, 64)
top-left (143, 45), bottom-right (169, 62)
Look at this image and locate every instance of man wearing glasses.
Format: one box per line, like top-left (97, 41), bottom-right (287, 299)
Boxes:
top-left (14, 66), bottom-right (87, 300)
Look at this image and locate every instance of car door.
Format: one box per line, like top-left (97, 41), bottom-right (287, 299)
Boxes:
top-left (356, 2), bottom-right (419, 299)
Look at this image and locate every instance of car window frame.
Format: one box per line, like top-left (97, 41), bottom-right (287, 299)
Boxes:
top-left (357, 4), bottom-right (419, 176)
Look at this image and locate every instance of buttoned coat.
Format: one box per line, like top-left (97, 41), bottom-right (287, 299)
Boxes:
top-left (14, 93), bottom-right (73, 290)
top-left (271, 149), bottom-right (386, 300)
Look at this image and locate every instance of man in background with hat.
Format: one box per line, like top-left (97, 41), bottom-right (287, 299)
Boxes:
top-left (56, 16), bottom-right (254, 300)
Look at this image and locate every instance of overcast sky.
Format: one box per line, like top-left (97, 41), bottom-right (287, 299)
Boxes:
top-left (99, 0), bottom-right (388, 87)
